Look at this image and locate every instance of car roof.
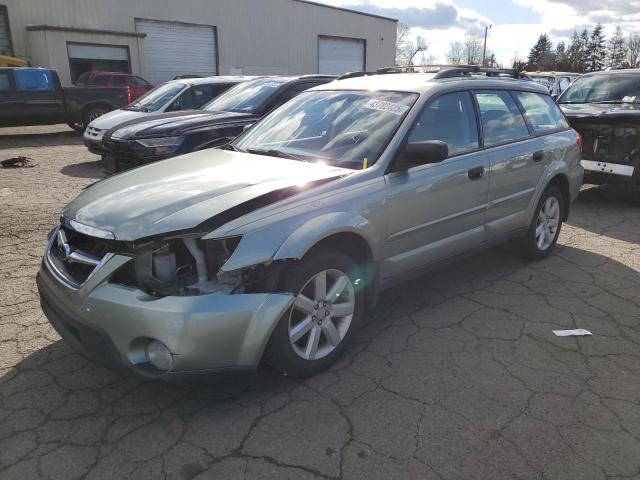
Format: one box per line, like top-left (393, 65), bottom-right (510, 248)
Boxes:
top-left (528, 72), bottom-right (580, 77)
top-left (166, 75), bottom-right (259, 86)
top-left (312, 73), bottom-right (548, 95)
top-left (583, 68), bottom-right (640, 76)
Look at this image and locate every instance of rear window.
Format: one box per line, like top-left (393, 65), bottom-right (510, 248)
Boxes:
top-left (112, 76), bottom-right (127, 87)
top-left (515, 91), bottom-right (568, 134)
top-left (475, 90), bottom-right (530, 146)
top-left (94, 76), bottom-right (110, 86)
top-left (14, 69), bottom-right (55, 92)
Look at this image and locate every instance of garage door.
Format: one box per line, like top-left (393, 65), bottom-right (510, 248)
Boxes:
top-left (318, 36), bottom-right (365, 75)
top-left (67, 43), bottom-right (131, 83)
top-left (0, 6), bottom-right (12, 56)
top-left (136, 19), bottom-right (217, 85)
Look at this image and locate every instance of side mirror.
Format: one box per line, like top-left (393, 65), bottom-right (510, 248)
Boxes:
top-left (403, 140), bottom-right (448, 166)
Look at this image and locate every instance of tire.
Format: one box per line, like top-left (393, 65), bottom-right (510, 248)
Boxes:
top-left (265, 247), bottom-right (364, 378)
top-left (67, 122), bottom-right (85, 133)
top-left (82, 107), bottom-right (108, 130)
top-left (521, 185), bottom-right (564, 260)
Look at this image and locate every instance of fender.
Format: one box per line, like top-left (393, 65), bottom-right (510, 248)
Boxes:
top-left (218, 211), bottom-right (378, 273)
top-left (525, 159), bottom-right (571, 225)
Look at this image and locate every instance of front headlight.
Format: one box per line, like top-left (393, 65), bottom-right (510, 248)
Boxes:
top-left (135, 136), bottom-right (185, 156)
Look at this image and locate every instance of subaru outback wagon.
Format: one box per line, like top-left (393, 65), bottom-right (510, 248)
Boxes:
top-left (37, 67), bottom-right (583, 379)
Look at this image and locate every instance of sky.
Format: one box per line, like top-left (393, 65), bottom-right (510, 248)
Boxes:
top-left (314, 0), bottom-right (640, 66)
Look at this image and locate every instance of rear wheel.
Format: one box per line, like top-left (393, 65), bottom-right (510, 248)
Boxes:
top-left (521, 185), bottom-right (564, 260)
top-left (265, 248), bottom-right (364, 377)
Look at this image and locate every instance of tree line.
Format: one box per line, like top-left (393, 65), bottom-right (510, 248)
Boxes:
top-left (517, 26), bottom-right (640, 73)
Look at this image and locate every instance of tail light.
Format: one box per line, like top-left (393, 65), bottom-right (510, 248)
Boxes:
top-left (125, 86), bottom-right (132, 104)
top-left (573, 129), bottom-right (583, 150)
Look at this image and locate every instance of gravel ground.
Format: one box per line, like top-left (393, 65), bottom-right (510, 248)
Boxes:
top-left (1, 125), bottom-right (640, 480)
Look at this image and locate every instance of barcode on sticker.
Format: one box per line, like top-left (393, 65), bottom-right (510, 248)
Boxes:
top-left (364, 100), bottom-right (409, 116)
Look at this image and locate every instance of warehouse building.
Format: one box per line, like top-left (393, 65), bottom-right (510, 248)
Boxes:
top-left (0, 0), bottom-right (396, 85)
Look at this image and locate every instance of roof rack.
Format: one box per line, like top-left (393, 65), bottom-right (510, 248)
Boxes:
top-left (337, 65), bottom-right (530, 82)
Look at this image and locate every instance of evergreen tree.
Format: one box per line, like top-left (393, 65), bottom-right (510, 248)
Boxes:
top-left (555, 41), bottom-right (569, 70)
top-left (586, 24), bottom-right (606, 71)
top-left (527, 34), bottom-right (553, 70)
top-left (607, 26), bottom-right (626, 68)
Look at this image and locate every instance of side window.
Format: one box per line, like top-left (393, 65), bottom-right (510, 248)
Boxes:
top-left (132, 76), bottom-right (149, 87)
top-left (558, 77), bottom-right (571, 93)
top-left (94, 76), bottom-right (109, 87)
top-left (112, 76), bottom-right (127, 87)
top-left (408, 91), bottom-right (479, 157)
top-left (175, 85), bottom-right (214, 109)
top-left (0, 72), bottom-right (12, 91)
top-left (514, 91), bottom-right (568, 134)
top-left (272, 82), bottom-right (318, 107)
top-left (475, 90), bottom-right (530, 146)
top-left (14, 69), bottom-right (56, 92)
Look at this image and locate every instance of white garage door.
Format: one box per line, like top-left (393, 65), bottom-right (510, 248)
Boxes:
top-left (136, 19), bottom-right (217, 85)
top-left (318, 36), bottom-right (365, 75)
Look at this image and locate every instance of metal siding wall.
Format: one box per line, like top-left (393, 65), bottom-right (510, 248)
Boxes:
top-left (3, 0), bottom-right (396, 74)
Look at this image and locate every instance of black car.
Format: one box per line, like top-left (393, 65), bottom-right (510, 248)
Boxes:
top-left (101, 75), bottom-right (336, 173)
top-left (559, 69), bottom-right (640, 204)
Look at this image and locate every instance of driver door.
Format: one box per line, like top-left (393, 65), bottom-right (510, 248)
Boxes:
top-left (381, 90), bottom-right (490, 281)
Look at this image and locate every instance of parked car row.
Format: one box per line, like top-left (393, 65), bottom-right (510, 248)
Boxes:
top-left (38, 66), bottom-right (584, 379)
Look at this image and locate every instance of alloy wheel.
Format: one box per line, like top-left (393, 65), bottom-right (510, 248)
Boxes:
top-left (535, 196), bottom-right (560, 250)
top-left (288, 269), bottom-right (355, 361)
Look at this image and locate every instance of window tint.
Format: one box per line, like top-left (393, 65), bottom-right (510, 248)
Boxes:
top-left (475, 91), bottom-right (530, 146)
top-left (132, 76), bottom-right (149, 87)
top-left (0, 72), bottom-right (11, 91)
top-left (176, 84), bottom-right (221, 109)
top-left (75, 73), bottom-right (90, 86)
top-left (94, 76), bottom-right (109, 86)
top-left (273, 82), bottom-right (320, 106)
top-left (112, 76), bottom-right (127, 87)
top-left (14, 69), bottom-right (55, 92)
top-left (408, 91), bottom-right (479, 157)
top-left (558, 77), bottom-right (571, 92)
top-left (515, 91), bottom-right (568, 134)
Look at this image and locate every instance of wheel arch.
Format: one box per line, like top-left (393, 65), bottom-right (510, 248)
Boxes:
top-left (546, 173), bottom-right (571, 221)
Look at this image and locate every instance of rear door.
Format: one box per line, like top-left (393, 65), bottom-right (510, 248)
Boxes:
top-left (477, 90), bottom-right (550, 237)
top-left (382, 90), bottom-right (490, 279)
top-left (12, 69), bottom-right (66, 125)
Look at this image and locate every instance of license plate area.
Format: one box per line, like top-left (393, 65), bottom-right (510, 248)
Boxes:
top-left (581, 160), bottom-right (635, 177)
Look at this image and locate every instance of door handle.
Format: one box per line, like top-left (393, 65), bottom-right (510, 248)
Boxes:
top-left (532, 150), bottom-right (544, 162)
top-left (467, 166), bottom-right (485, 180)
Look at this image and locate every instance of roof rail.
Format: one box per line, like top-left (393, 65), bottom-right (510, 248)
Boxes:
top-left (374, 64), bottom-right (529, 80)
top-left (337, 71), bottom-right (375, 80)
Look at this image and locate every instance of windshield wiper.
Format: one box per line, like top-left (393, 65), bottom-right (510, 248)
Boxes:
top-left (221, 144), bottom-right (245, 152)
top-left (245, 148), bottom-right (308, 161)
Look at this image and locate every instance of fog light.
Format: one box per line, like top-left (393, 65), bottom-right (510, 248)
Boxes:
top-left (145, 340), bottom-right (173, 371)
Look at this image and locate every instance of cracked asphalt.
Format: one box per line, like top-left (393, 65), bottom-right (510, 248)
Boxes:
top-left (1, 125), bottom-right (640, 480)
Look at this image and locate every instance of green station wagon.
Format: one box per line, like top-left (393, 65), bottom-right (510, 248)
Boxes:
top-left (38, 67), bottom-right (583, 378)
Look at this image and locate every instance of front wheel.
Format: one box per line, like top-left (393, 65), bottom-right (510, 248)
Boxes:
top-left (521, 185), bottom-right (564, 260)
top-left (265, 247), bottom-right (364, 377)
top-left (67, 122), bottom-right (85, 133)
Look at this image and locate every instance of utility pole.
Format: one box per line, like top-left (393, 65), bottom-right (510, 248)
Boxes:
top-left (482, 24), bottom-right (492, 66)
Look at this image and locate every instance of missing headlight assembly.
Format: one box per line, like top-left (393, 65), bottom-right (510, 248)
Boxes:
top-left (122, 235), bottom-right (244, 296)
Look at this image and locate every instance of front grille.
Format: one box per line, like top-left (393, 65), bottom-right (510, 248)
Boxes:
top-left (574, 123), bottom-right (637, 164)
top-left (102, 138), bottom-right (139, 172)
top-left (47, 225), bottom-right (110, 287)
top-left (85, 126), bottom-right (105, 139)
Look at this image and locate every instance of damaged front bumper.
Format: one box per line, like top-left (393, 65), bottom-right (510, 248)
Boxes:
top-left (37, 252), bottom-right (294, 378)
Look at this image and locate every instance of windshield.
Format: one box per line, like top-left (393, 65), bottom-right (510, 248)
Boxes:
top-left (125, 83), bottom-right (185, 112)
top-left (204, 78), bottom-right (287, 113)
top-left (559, 74), bottom-right (640, 104)
top-left (232, 90), bottom-right (418, 170)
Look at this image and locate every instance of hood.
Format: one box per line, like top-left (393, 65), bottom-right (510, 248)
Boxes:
top-left (109, 110), bottom-right (256, 139)
top-left (62, 149), bottom-right (350, 241)
top-left (89, 109), bottom-right (148, 130)
top-left (560, 102), bottom-right (640, 121)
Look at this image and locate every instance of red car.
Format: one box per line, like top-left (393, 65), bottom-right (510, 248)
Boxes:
top-left (75, 71), bottom-right (153, 101)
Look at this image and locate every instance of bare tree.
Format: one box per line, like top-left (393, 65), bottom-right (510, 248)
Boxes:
top-left (396, 30), bottom-right (428, 66)
top-left (627, 34), bottom-right (640, 67)
top-left (446, 42), bottom-right (464, 64)
top-left (464, 34), bottom-right (484, 65)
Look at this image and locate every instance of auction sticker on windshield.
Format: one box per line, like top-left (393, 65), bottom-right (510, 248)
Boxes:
top-left (364, 99), bottom-right (410, 116)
